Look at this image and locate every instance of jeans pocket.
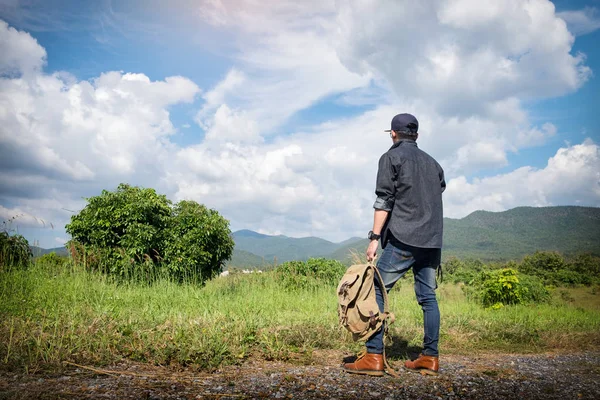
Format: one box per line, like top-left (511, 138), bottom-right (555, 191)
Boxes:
top-left (392, 248), bottom-right (413, 261)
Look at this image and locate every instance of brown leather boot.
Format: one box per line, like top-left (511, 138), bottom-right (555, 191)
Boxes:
top-left (404, 354), bottom-right (439, 375)
top-left (343, 353), bottom-right (384, 376)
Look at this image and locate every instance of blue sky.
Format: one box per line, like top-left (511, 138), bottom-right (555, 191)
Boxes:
top-left (0, 0), bottom-right (599, 248)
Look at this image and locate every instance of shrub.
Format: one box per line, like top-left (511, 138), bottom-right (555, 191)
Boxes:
top-left (66, 183), bottom-right (172, 265)
top-left (276, 258), bottom-right (346, 290)
top-left (475, 268), bottom-right (549, 308)
top-left (517, 274), bottom-right (551, 303)
top-left (35, 252), bottom-right (68, 270)
top-left (517, 251), bottom-right (599, 286)
top-left (443, 257), bottom-right (489, 284)
top-left (66, 184), bottom-right (233, 284)
top-left (546, 270), bottom-right (591, 286)
top-left (519, 251), bottom-right (566, 276)
top-left (0, 231), bottom-right (32, 271)
top-left (479, 268), bottom-right (522, 307)
top-left (569, 253), bottom-right (600, 277)
top-left (162, 200), bottom-right (234, 283)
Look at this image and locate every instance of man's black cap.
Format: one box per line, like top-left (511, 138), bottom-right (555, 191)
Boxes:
top-left (384, 113), bottom-right (419, 135)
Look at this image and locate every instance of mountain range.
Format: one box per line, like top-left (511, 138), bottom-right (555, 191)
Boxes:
top-left (30, 206), bottom-right (600, 266)
top-left (228, 206), bottom-right (600, 266)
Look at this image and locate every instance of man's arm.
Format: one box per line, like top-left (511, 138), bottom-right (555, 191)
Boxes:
top-left (372, 209), bottom-right (389, 235)
top-left (367, 153), bottom-right (395, 261)
top-left (367, 209), bottom-right (389, 261)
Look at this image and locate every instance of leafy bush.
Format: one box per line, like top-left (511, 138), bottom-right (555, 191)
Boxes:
top-left (443, 257), bottom-right (490, 284)
top-left (0, 231), bottom-right (31, 271)
top-left (546, 270), bottom-right (591, 286)
top-left (480, 268), bottom-right (522, 307)
top-left (517, 274), bottom-right (551, 303)
top-left (276, 258), bottom-right (346, 290)
top-left (474, 268), bottom-right (549, 308)
top-left (162, 200), bottom-right (234, 282)
top-left (35, 252), bottom-right (68, 270)
top-left (66, 184), bottom-right (233, 284)
top-left (516, 251), bottom-right (599, 286)
top-left (569, 253), bottom-right (600, 277)
top-left (66, 184), bottom-right (172, 265)
top-left (519, 251), bottom-right (566, 276)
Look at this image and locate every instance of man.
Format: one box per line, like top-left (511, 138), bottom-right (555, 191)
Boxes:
top-left (344, 113), bottom-right (445, 376)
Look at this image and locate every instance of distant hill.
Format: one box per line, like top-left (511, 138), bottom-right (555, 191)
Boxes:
top-left (232, 230), bottom-right (361, 263)
top-left (442, 206), bottom-right (600, 260)
top-left (232, 206), bottom-right (600, 265)
top-left (30, 246), bottom-right (68, 257)
top-left (226, 249), bottom-right (270, 269)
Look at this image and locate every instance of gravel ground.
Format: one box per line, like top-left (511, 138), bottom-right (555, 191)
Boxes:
top-left (1, 351), bottom-right (599, 399)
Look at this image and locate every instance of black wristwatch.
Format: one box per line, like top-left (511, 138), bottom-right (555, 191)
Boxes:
top-left (368, 230), bottom-right (381, 241)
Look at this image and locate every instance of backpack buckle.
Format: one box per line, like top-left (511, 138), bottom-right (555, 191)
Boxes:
top-left (369, 311), bottom-right (377, 327)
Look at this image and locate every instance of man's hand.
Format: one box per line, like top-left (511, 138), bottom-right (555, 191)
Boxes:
top-left (366, 239), bottom-right (378, 262)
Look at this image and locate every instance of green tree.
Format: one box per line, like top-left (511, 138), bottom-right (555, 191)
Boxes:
top-left (162, 200), bottom-right (234, 282)
top-left (519, 251), bottom-right (566, 275)
top-left (65, 184), bottom-right (233, 283)
top-left (569, 253), bottom-right (600, 276)
top-left (66, 184), bottom-right (171, 268)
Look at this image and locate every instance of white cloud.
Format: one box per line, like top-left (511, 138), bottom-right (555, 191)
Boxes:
top-left (558, 7), bottom-right (600, 36)
top-left (195, 0), bottom-right (371, 136)
top-left (445, 140), bottom-right (600, 218)
top-left (0, 19), bottom-right (46, 76)
top-left (335, 0), bottom-right (590, 114)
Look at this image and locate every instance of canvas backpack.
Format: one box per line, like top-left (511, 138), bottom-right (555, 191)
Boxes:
top-left (337, 261), bottom-right (395, 342)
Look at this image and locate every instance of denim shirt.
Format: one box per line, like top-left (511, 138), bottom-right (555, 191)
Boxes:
top-left (373, 139), bottom-right (445, 249)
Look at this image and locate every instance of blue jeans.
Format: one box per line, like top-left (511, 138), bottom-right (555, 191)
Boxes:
top-left (366, 239), bottom-right (441, 356)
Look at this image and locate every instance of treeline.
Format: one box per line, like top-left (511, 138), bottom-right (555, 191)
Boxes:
top-left (444, 251), bottom-right (600, 287)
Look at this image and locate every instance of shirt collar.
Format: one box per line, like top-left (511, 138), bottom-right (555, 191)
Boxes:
top-left (390, 139), bottom-right (418, 149)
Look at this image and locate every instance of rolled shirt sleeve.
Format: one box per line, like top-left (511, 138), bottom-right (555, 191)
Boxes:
top-left (438, 162), bottom-right (446, 193)
top-left (373, 153), bottom-right (396, 211)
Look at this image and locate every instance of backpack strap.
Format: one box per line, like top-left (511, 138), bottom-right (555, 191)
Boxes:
top-left (370, 261), bottom-right (400, 377)
top-left (371, 262), bottom-right (395, 325)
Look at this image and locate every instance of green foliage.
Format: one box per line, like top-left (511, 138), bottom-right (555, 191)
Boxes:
top-left (65, 184), bottom-right (233, 284)
top-left (473, 268), bottom-right (550, 308)
top-left (0, 231), bottom-right (31, 271)
top-left (275, 258), bottom-right (346, 290)
top-left (519, 251), bottom-right (566, 275)
top-left (443, 257), bottom-right (490, 284)
top-left (35, 252), bottom-right (67, 270)
top-left (516, 274), bottom-right (552, 304)
top-left (66, 184), bottom-right (171, 264)
top-left (570, 253), bottom-right (600, 276)
top-left (517, 251), bottom-right (600, 286)
top-left (480, 268), bottom-right (523, 307)
top-left (162, 200), bottom-right (234, 282)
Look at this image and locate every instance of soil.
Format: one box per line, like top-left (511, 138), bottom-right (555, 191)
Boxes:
top-left (1, 350), bottom-right (599, 399)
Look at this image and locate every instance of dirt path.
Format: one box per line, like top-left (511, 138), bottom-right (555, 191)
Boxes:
top-left (1, 351), bottom-right (599, 399)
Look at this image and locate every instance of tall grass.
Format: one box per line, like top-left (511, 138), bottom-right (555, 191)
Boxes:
top-left (1, 257), bottom-right (599, 373)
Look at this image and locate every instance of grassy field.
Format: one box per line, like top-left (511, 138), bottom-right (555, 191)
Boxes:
top-left (1, 259), bottom-right (599, 373)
